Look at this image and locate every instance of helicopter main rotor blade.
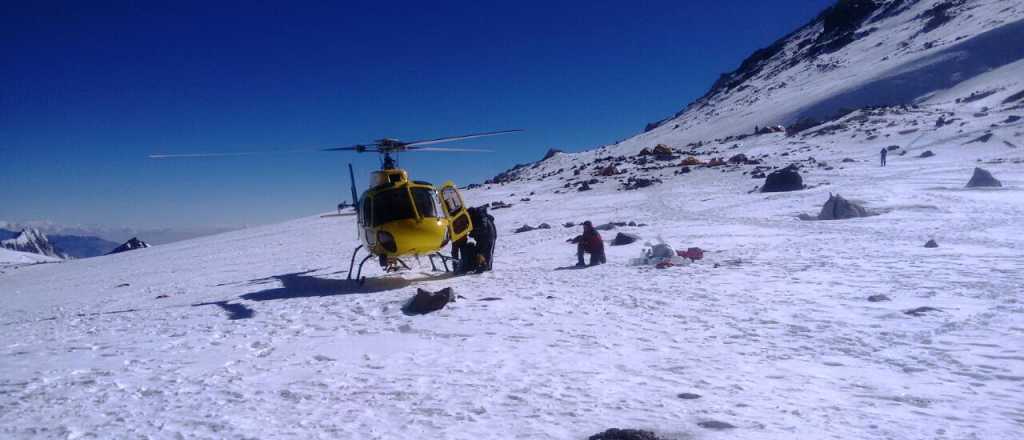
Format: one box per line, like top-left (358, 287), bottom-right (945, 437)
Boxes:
top-left (321, 145), bottom-right (377, 152)
top-left (406, 147), bottom-right (494, 153)
top-left (403, 129), bottom-right (523, 147)
top-left (148, 149), bottom-right (322, 159)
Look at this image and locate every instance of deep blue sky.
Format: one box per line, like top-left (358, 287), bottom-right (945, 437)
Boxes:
top-left (2, 0), bottom-right (834, 232)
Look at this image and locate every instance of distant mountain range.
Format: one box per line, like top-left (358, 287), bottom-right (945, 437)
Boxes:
top-left (107, 238), bottom-right (151, 255)
top-left (0, 228), bottom-right (120, 259)
top-left (1, 228), bottom-right (67, 259)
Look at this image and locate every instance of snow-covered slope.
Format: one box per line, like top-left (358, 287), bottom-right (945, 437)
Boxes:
top-left (626, 0), bottom-right (1024, 154)
top-left (2, 106), bottom-right (1022, 438)
top-left (3, 1), bottom-right (1024, 438)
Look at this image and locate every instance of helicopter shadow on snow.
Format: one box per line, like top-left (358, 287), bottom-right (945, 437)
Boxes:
top-left (239, 270), bottom-right (458, 302)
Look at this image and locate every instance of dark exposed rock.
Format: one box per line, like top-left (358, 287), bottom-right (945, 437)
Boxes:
top-left (886, 145), bottom-right (900, 151)
top-left (761, 165), bottom-right (804, 192)
top-left (403, 288), bottom-right (456, 315)
top-left (537, 223), bottom-right (551, 230)
top-left (924, 239), bottom-right (939, 248)
top-left (868, 294), bottom-right (891, 302)
top-left (598, 164), bottom-right (620, 176)
top-left (578, 182), bottom-right (592, 192)
top-left (841, 157), bottom-right (856, 163)
top-left (966, 133), bottom-right (993, 144)
top-left (623, 177), bottom-right (662, 191)
top-left (563, 222), bottom-right (576, 228)
top-left (697, 420), bottom-right (736, 430)
top-left (966, 167), bottom-right (1002, 188)
top-left (514, 225), bottom-right (536, 234)
top-left (542, 148), bottom-right (563, 161)
top-left (905, 306), bottom-right (941, 317)
top-left (918, 150), bottom-right (935, 158)
top-left (611, 233), bottom-right (641, 246)
top-left (728, 153), bottom-right (748, 164)
top-left (588, 428), bottom-right (662, 440)
top-left (818, 193), bottom-right (870, 220)
top-left (677, 393), bottom-right (702, 400)
top-left (107, 237), bottom-right (151, 255)
top-left (594, 223), bottom-right (617, 231)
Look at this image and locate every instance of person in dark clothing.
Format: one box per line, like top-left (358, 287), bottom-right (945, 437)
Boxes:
top-left (467, 206), bottom-right (497, 272)
top-left (569, 220), bottom-right (605, 266)
top-left (880, 148), bottom-right (887, 167)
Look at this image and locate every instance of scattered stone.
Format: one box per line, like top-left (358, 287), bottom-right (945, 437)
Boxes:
top-left (677, 392), bottom-right (702, 400)
top-left (514, 225), bottom-right (536, 234)
top-left (115, 283), bottom-right (131, 288)
top-left (817, 193), bottom-right (870, 220)
top-left (652, 144), bottom-right (673, 157)
top-left (697, 420), bottom-right (736, 430)
top-left (623, 177), bottom-right (661, 191)
top-left (490, 201), bottom-right (513, 210)
top-left (537, 223), bottom-right (552, 230)
top-left (965, 167), bottom-right (1002, 188)
top-left (588, 428), bottom-right (662, 440)
top-left (868, 294), bottom-right (891, 302)
top-left (841, 157), bottom-right (856, 163)
top-left (1003, 115), bottom-right (1021, 124)
top-left (924, 239), bottom-right (939, 248)
top-left (681, 156), bottom-right (702, 166)
top-left (886, 145), bottom-right (900, 151)
top-left (578, 182), bottom-right (592, 192)
top-left (155, 294), bottom-right (169, 299)
top-left (904, 306), bottom-right (940, 317)
top-left (598, 164), bottom-right (620, 176)
top-left (966, 133), bottom-right (994, 144)
top-left (404, 288), bottom-right (456, 315)
top-left (611, 232), bottom-right (641, 246)
top-left (918, 150), bottom-right (935, 158)
top-left (728, 153), bottom-right (748, 164)
top-left (563, 222), bottom-right (576, 228)
top-left (761, 165), bottom-right (804, 193)
top-left (594, 223), bottom-right (617, 231)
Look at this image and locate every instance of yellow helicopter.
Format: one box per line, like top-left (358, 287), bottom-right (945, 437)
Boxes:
top-left (150, 129), bottom-right (521, 283)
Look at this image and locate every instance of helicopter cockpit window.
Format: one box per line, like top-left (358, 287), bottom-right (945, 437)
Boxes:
top-left (360, 198), bottom-right (372, 225)
top-left (372, 188), bottom-right (417, 226)
top-left (441, 187), bottom-right (463, 213)
top-left (411, 188), bottom-right (439, 218)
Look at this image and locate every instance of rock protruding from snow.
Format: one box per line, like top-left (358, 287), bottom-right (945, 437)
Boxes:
top-left (404, 287), bottom-right (456, 315)
top-left (611, 232), bottom-right (641, 246)
top-left (966, 167), bottom-right (1002, 188)
top-left (818, 193), bottom-right (870, 220)
top-left (0, 228), bottom-right (65, 259)
top-left (761, 165), bottom-right (804, 192)
top-left (107, 237), bottom-right (151, 255)
top-left (925, 239), bottom-right (939, 248)
top-left (588, 428), bottom-right (662, 440)
top-left (542, 148), bottom-right (563, 161)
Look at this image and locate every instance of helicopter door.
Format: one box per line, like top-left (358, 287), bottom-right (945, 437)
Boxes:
top-left (439, 182), bottom-right (472, 243)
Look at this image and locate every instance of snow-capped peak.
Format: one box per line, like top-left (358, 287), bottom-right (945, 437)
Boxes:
top-left (0, 228), bottom-right (67, 259)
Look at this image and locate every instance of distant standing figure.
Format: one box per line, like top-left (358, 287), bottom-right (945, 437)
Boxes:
top-left (880, 148), bottom-right (887, 167)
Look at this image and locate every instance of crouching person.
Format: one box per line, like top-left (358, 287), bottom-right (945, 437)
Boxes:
top-left (569, 220), bottom-right (605, 267)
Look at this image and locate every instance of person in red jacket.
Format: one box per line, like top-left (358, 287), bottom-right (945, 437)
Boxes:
top-left (569, 221), bottom-right (606, 267)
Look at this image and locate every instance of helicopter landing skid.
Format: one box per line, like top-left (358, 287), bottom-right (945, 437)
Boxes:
top-left (429, 253), bottom-right (457, 273)
top-left (346, 245), bottom-right (373, 285)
